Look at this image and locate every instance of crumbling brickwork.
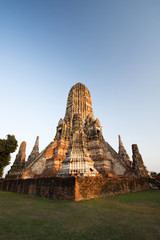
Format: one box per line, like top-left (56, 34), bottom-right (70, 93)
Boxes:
top-left (0, 177), bottom-right (149, 201)
top-left (25, 136), bottom-right (39, 167)
top-left (6, 142), bottom-right (26, 179)
top-left (75, 177), bottom-right (149, 201)
top-left (132, 144), bottom-right (149, 177)
top-left (0, 177), bottom-right (75, 200)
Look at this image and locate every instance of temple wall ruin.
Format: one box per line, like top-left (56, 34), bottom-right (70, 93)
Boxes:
top-left (0, 177), bottom-right (75, 200)
top-left (75, 177), bottom-right (149, 201)
top-left (4, 83), bottom-right (150, 200)
top-left (6, 83), bottom-right (149, 181)
top-left (0, 177), bottom-right (149, 201)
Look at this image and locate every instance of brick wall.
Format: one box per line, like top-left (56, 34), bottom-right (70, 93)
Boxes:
top-left (0, 177), bottom-right (149, 201)
top-left (0, 177), bottom-right (75, 200)
top-left (75, 177), bottom-right (149, 201)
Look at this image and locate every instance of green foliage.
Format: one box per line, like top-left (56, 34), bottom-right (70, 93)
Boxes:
top-left (0, 135), bottom-right (17, 177)
top-left (151, 171), bottom-right (158, 176)
top-left (151, 172), bottom-right (160, 177)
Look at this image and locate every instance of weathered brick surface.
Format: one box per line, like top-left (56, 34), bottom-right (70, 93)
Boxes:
top-left (0, 177), bottom-right (149, 201)
top-left (0, 177), bottom-right (75, 200)
top-left (118, 135), bottom-right (131, 167)
top-left (5, 141), bottom-right (26, 179)
top-left (132, 144), bottom-right (149, 177)
top-left (75, 177), bottom-right (149, 201)
top-left (25, 136), bottom-right (39, 167)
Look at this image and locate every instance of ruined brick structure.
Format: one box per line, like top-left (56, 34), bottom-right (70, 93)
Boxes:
top-left (25, 136), bottom-right (39, 168)
top-left (4, 82), bottom-right (150, 200)
top-left (6, 141), bottom-right (26, 179)
top-left (6, 82), bottom-right (148, 180)
top-left (132, 144), bottom-right (149, 177)
top-left (0, 177), bottom-right (149, 201)
top-left (118, 135), bottom-right (131, 167)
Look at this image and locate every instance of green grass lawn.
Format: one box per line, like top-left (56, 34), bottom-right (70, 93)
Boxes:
top-left (0, 190), bottom-right (160, 240)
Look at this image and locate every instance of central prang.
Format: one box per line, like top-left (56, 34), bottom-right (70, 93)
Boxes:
top-left (57, 82), bottom-right (104, 176)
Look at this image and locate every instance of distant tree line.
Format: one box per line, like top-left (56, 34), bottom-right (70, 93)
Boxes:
top-left (150, 171), bottom-right (160, 177)
top-left (0, 135), bottom-right (17, 177)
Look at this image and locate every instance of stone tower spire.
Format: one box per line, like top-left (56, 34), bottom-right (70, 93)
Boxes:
top-left (118, 135), bottom-right (130, 166)
top-left (132, 144), bottom-right (148, 177)
top-left (6, 141), bottom-right (26, 179)
top-left (64, 82), bottom-right (94, 122)
top-left (26, 136), bottom-right (39, 167)
top-left (56, 83), bottom-right (112, 177)
top-left (15, 141), bottom-right (26, 164)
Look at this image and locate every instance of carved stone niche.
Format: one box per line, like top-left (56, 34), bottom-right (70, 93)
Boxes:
top-left (84, 115), bottom-right (102, 140)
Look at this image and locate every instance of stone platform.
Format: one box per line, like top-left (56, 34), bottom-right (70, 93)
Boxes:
top-left (0, 177), bottom-right (149, 201)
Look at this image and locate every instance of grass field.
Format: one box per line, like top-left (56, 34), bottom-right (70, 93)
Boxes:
top-left (0, 190), bottom-right (160, 240)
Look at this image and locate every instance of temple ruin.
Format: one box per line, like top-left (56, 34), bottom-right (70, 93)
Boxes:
top-left (2, 83), bottom-right (150, 200)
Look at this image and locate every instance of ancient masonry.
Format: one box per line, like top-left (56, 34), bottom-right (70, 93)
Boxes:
top-left (3, 82), bottom-right (150, 200)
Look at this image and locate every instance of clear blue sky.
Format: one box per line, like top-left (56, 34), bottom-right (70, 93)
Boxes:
top-left (0, 0), bottom-right (160, 176)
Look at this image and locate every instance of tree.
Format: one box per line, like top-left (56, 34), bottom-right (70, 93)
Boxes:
top-left (150, 171), bottom-right (157, 177)
top-left (0, 135), bottom-right (18, 177)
